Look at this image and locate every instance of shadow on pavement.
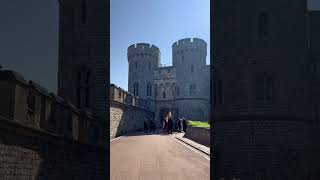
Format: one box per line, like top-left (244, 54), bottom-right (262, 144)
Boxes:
top-left (121, 129), bottom-right (183, 137)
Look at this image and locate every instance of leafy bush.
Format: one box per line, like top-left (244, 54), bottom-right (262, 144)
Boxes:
top-left (187, 120), bottom-right (210, 129)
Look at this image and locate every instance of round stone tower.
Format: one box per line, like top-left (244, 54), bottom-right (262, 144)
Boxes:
top-left (173, 38), bottom-right (209, 121)
top-left (213, 0), bottom-right (311, 179)
top-left (127, 43), bottom-right (160, 101)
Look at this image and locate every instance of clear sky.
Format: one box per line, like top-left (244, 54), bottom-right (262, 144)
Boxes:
top-left (110, 0), bottom-right (210, 91)
top-left (1, 0), bottom-right (320, 93)
top-left (0, 0), bottom-right (59, 93)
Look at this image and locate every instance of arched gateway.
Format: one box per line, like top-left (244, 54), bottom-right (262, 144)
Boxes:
top-left (159, 107), bottom-right (170, 123)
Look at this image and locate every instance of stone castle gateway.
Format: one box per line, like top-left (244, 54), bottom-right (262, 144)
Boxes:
top-left (127, 38), bottom-right (210, 124)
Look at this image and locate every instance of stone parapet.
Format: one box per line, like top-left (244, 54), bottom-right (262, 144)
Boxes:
top-left (0, 70), bottom-right (104, 147)
top-left (184, 126), bottom-right (210, 147)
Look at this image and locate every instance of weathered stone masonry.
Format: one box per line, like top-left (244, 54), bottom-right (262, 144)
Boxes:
top-left (127, 38), bottom-right (210, 123)
top-left (110, 84), bottom-right (154, 139)
top-left (0, 70), bottom-right (107, 179)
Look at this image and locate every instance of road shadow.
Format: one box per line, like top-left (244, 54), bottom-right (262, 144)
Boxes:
top-left (121, 129), bottom-right (182, 137)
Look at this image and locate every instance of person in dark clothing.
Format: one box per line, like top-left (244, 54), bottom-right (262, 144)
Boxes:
top-left (153, 118), bottom-right (157, 133)
top-left (163, 118), bottom-right (168, 134)
top-left (168, 112), bottom-right (173, 134)
top-left (150, 117), bottom-right (155, 133)
top-left (177, 118), bottom-right (181, 132)
top-left (182, 118), bottom-right (187, 133)
top-left (149, 118), bottom-right (153, 133)
top-left (152, 120), bottom-right (156, 133)
top-left (144, 119), bottom-right (148, 133)
top-left (168, 119), bottom-right (172, 134)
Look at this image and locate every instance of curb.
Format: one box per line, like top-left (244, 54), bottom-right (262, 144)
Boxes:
top-left (174, 136), bottom-right (210, 157)
top-left (110, 136), bottom-right (123, 142)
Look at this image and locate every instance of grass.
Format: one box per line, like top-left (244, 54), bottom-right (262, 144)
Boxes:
top-left (187, 120), bottom-right (210, 129)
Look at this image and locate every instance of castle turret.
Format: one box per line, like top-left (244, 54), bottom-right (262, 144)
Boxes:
top-left (213, 0), bottom-right (310, 179)
top-left (172, 38), bottom-right (209, 121)
top-left (127, 43), bottom-right (160, 100)
top-left (57, 0), bottom-right (107, 123)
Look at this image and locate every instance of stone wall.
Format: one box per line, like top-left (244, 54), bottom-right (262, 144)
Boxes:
top-left (213, 119), bottom-right (312, 180)
top-left (0, 116), bottom-right (107, 179)
top-left (0, 70), bottom-right (107, 179)
top-left (110, 84), bottom-right (154, 139)
top-left (184, 126), bottom-right (210, 147)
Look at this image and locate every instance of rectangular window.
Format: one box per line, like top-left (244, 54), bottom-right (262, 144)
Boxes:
top-left (266, 76), bottom-right (274, 100)
top-left (50, 104), bottom-right (56, 124)
top-left (218, 80), bottom-right (223, 104)
top-left (77, 72), bottom-right (81, 107)
top-left (213, 82), bottom-right (217, 105)
top-left (258, 12), bottom-right (269, 39)
top-left (256, 75), bottom-right (264, 100)
top-left (27, 94), bottom-right (36, 111)
top-left (314, 105), bottom-right (319, 128)
top-left (81, 0), bottom-right (87, 24)
top-left (85, 86), bottom-right (90, 107)
top-left (256, 73), bottom-right (274, 101)
top-left (68, 110), bottom-right (73, 130)
top-left (40, 96), bottom-right (46, 122)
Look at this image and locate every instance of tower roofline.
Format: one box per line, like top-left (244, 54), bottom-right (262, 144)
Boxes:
top-left (172, 38), bottom-right (207, 47)
top-left (128, 43), bottom-right (160, 53)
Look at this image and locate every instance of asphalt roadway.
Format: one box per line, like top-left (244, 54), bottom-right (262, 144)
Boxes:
top-left (110, 132), bottom-right (210, 180)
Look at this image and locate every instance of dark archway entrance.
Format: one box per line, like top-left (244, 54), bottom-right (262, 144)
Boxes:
top-left (159, 107), bottom-right (170, 124)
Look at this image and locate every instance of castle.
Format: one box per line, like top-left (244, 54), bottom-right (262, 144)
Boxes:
top-left (127, 38), bottom-right (210, 124)
top-left (213, 0), bottom-right (320, 179)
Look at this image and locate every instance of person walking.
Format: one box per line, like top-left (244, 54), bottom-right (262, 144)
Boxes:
top-left (168, 112), bottom-right (173, 134)
top-left (163, 117), bottom-right (167, 134)
top-left (144, 119), bottom-right (148, 133)
top-left (173, 118), bottom-right (177, 132)
top-left (182, 118), bottom-right (187, 133)
top-left (177, 118), bottom-right (181, 132)
top-left (153, 118), bottom-right (156, 133)
top-left (149, 118), bottom-right (153, 134)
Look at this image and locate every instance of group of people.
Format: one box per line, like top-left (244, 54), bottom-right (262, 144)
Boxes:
top-left (143, 112), bottom-right (188, 135)
top-left (162, 112), bottom-right (187, 135)
top-left (176, 117), bottom-right (187, 133)
top-left (163, 112), bottom-right (174, 134)
top-left (144, 117), bottom-right (156, 134)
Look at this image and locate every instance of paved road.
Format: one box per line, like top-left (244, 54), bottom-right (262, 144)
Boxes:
top-left (110, 132), bottom-right (210, 180)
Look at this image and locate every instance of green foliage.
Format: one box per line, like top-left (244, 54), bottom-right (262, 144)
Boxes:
top-left (186, 120), bottom-right (210, 129)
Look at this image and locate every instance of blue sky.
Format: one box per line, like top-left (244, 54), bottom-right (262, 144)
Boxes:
top-left (110, 0), bottom-right (210, 90)
top-left (1, 1), bottom-right (319, 93)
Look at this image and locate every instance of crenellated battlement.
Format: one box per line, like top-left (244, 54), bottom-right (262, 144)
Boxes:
top-left (127, 43), bottom-right (161, 61)
top-left (172, 38), bottom-right (207, 56)
top-left (172, 38), bottom-right (207, 48)
top-left (128, 43), bottom-right (160, 53)
top-left (0, 70), bottom-right (104, 147)
top-left (110, 84), bottom-right (151, 110)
